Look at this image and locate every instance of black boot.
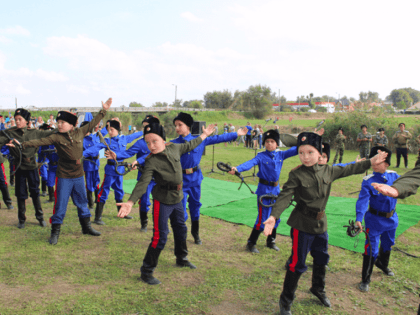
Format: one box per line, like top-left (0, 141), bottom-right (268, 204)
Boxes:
top-left (279, 269), bottom-right (302, 315)
top-left (17, 199), bottom-right (26, 229)
top-left (41, 180), bottom-right (47, 197)
top-left (32, 196), bottom-right (46, 227)
top-left (49, 224), bottom-right (61, 245)
top-left (9, 170), bottom-right (14, 187)
top-left (267, 227), bottom-right (280, 251)
top-left (140, 245), bottom-right (162, 285)
top-left (93, 202), bottom-right (105, 225)
top-left (309, 264), bottom-right (331, 307)
top-left (246, 228), bottom-right (262, 253)
top-left (375, 247), bottom-right (394, 276)
top-left (86, 190), bottom-right (94, 211)
top-left (117, 200), bottom-right (132, 219)
top-left (1, 186), bottom-right (13, 209)
top-left (45, 186), bottom-right (55, 203)
top-left (79, 217), bottom-right (101, 236)
top-left (175, 239), bottom-right (197, 269)
top-left (358, 254), bottom-right (375, 292)
top-left (191, 220), bottom-right (202, 245)
top-left (140, 210), bottom-right (148, 232)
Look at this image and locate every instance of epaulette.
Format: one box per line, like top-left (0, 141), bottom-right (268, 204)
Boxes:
top-left (363, 173), bottom-right (374, 181)
top-left (291, 164), bottom-right (302, 171)
top-left (165, 142), bottom-right (173, 146)
top-left (386, 170), bottom-right (397, 174)
top-left (145, 153), bottom-right (153, 159)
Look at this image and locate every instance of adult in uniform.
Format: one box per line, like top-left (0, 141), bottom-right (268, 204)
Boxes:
top-left (263, 132), bottom-right (387, 315)
top-left (355, 146), bottom-right (399, 292)
top-left (332, 127), bottom-right (346, 164)
top-left (373, 128), bottom-right (388, 147)
top-left (357, 125), bottom-right (372, 159)
top-left (116, 122), bottom-right (215, 285)
top-left (171, 112), bottom-right (247, 244)
top-left (0, 108), bottom-right (56, 229)
top-left (392, 123), bottom-right (412, 168)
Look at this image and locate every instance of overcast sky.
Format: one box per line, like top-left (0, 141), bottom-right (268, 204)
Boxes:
top-left (0, 0), bottom-right (418, 108)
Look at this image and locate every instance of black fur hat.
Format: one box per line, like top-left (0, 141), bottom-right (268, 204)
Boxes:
top-left (262, 129), bottom-right (280, 146)
top-left (142, 114), bottom-right (160, 125)
top-left (369, 146), bottom-right (391, 166)
top-left (173, 112), bottom-right (194, 128)
top-left (107, 120), bottom-right (121, 131)
top-left (144, 123), bottom-right (166, 141)
top-left (14, 108), bottom-right (31, 122)
top-left (322, 142), bottom-right (330, 162)
top-left (56, 111), bottom-right (77, 126)
top-left (39, 123), bottom-right (53, 130)
top-left (297, 132), bottom-right (322, 154)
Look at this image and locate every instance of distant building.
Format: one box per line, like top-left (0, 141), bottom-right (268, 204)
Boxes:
top-left (314, 102), bottom-right (335, 113)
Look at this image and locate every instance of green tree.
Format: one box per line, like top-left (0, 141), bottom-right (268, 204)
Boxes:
top-left (129, 102), bottom-right (143, 107)
top-left (172, 99), bottom-right (183, 108)
top-left (151, 102), bottom-right (169, 107)
top-left (203, 90), bottom-right (233, 109)
top-left (189, 100), bottom-right (203, 109)
top-left (389, 89), bottom-right (413, 106)
top-left (242, 84), bottom-right (272, 118)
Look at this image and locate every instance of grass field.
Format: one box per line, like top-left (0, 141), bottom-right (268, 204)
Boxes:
top-left (0, 138), bottom-right (419, 314)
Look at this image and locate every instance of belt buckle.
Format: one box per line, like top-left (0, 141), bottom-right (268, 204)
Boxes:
top-left (185, 168), bottom-right (193, 174)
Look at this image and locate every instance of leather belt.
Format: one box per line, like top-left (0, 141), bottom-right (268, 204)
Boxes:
top-left (259, 178), bottom-right (279, 187)
top-left (85, 156), bottom-right (99, 161)
top-left (368, 206), bottom-right (395, 219)
top-left (183, 165), bottom-right (199, 174)
top-left (160, 183), bottom-right (183, 191)
top-left (50, 162), bottom-right (58, 166)
top-left (107, 160), bottom-right (117, 166)
top-left (60, 158), bottom-right (81, 165)
top-left (296, 203), bottom-right (325, 220)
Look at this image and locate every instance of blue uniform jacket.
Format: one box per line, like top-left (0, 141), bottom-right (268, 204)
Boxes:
top-left (236, 147), bottom-right (298, 195)
top-left (246, 126), bottom-right (252, 135)
top-left (84, 131), bottom-right (143, 176)
top-left (356, 170), bottom-right (400, 230)
top-left (116, 137), bottom-right (150, 180)
top-left (39, 144), bottom-right (59, 171)
top-left (170, 132), bottom-right (239, 188)
top-left (82, 127), bottom-right (108, 172)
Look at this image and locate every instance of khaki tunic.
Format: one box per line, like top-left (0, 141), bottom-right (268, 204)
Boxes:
top-left (271, 159), bottom-right (372, 234)
top-left (21, 109), bottom-right (106, 178)
top-left (392, 130), bottom-right (412, 148)
top-left (392, 164), bottom-right (420, 199)
top-left (129, 137), bottom-right (203, 205)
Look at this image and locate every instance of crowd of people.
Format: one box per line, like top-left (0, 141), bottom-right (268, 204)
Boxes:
top-left (1, 103), bottom-right (419, 314)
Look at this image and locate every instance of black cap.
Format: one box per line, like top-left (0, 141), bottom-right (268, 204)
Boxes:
top-left (262, 129), bottom-right (280, 146)
top-left (322, 142), bottom-right (330, 162)
top-left (107, 120), bottom-right (121, 131)
top-left (142, 115), bottom-right (160, 125)
top-left (378, 127), bottom-right (385, 132)
top-left (39, 123), bottom-right (53, 130)
top-left (297, 132), bottom-right (322, 154)
top-left (144, 123), bottom-right (166, 141)
top-left (57, 111), bottom-right (77, 126)
top-left (369, 146), bottom-right (391, 166)
top-left (173, 112), bottom-right (194, 128)
top-left (361, 125), bottom-right (367, 129)
top-left (14, 108), bottom-right (31, 122)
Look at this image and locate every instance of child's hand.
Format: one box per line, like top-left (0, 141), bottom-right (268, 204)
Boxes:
top-left (131, 160), bottom-right (139, 170)
top-left (228, 166), bottom-right (238, 175)
top-left (371, 183), bottom-right (399, 198)
top-left (200, 124), bottom-right (215, 138)
top-left (6, 139), bottom-right (20, 148)
top-left (117, 201), bottom-right (134, 217)
top-left (263, 216), bottom-right (276, 236)
top-left (104, 150), bottom-right (117, 160)
top-left (355, 221), bottom-right (363, 233)
top-left (355, 155), bottom-right (366, 163)
top-left (237, 127), bottom-right (248, 136)
top-left (101, 98), bottom-right (113, 110)
top-left (370, 150), bottom-right (388, 166)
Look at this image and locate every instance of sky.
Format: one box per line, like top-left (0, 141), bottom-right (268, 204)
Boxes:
top-left (0, 0), bottom-right (419, 109)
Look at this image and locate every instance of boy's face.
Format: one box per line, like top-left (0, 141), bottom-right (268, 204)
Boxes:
top-left (145, 133), bottom-right (165, 154)
top-left (362, 127), bottom-right (367, 133)
top-left (14, 115), bottom-right (28, 129)
top-left (338, 130), bottom-right (343, 135)
top-left (108, 126), bottom-right (119, 137)
top-left (319, 153), bottom-right (328, 165)
top-left (174, 120), bottom-right (190, 137)
top-left (399, 124), bottom-right (405, 131)
top-left (57, 120), bottom-right (74, 133)
top-left (372, 161), bottom-right (389, 174)
top-left (298, 144), bottom-right (321, 167)
top-left (379, 130), bottom-right (385, 136)
top-left (264, 138), bottom-right (278, 152)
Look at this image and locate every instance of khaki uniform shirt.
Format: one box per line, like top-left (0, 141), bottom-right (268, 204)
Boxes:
top-left (392, 163), bottom-right (420, 199)
top-left (0, 127), bottom-right (56, 170)
top-left (129, 137), bottom-right (203, 205)
top-left (392, 130), bottom-right (412, 148)
top-left (335, 134), bottom-right (346, 149)
top-left (357, 132), bottom-right (372, 149)
top-left (271, 159), bottom-right (371, 234)
top-left (21, 109), bottom-right (106, 178)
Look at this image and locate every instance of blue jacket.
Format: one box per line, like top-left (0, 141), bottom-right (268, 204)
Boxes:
top-left (38, 144), bottom-right (59, 171)
top-left (356, 170), bottom-right (400, 230)
top-left (84, 131), bottom-right (143, 176)
top-left (116, 137), bottom-right (150, 180)
top-left (171, 132), bottom-right (239, 188)
top-left (236, 147), bottom-right (298, 195)
top-left (246, 126), bottom-right (252, 135)
top-left (82, 127), bottom-right (108, 172)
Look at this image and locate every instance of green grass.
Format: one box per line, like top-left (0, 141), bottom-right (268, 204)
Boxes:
top-left (0, 135), bottom-right (419, 314)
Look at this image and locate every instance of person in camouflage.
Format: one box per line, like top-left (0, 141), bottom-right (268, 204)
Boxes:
top-left (373, 128), bottom-right (388, 148)
top-left (392, 123), bottom-right (412, 168)
top-left (357, 125), bottom-right (372, 159)
top-left (332, 127), bottom-right (346, 164)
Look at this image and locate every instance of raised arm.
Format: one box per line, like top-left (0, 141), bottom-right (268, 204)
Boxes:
top-left (125, 131), bottom-right (143, 144)
top-left (178, 124), bottom-right (215, 155)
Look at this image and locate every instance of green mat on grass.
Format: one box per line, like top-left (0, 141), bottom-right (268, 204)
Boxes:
top-left (123, 177), bottom-right (420, 253)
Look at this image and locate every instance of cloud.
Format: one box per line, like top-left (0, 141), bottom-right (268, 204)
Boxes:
top-left (0, 35), bottom-right (12, 44)
top-left (180, 11), bottom-right (203, 23)
top-left (67, 84), bottom-right (89, 94)
top-left (16, 85), bottom-right (31, 95)
top-left (35, 69), bottom-right (68, 82)
top-left (0, 25), bottom-right (30, 36)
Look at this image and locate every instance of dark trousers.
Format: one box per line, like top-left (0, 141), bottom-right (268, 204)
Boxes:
top-left (396, 148), bottom-right (408, 167)
top-left (15, 168), bottom-right (40, 200)
top-left (245, 135), bottom-right (252, 147)
top-left (150, 200), bottom-right (187, 251)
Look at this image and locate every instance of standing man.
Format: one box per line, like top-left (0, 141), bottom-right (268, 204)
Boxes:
top-left (392, 123), bottom-right (412, 168)
top-left (245, 122), bottom-right (253, 148)
top-left (357, 125), bottom-right (372, 159)
top-left (47, 114), bottom-right (57, 129)
top-left (373, 128), bottom-right (388, 147)
top-left (332, 127), bottom-right (346, 164)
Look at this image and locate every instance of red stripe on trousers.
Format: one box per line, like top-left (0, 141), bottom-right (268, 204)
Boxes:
top-left (96, 175), bottom-right (106, 202)
top-left (364, 228), bottom-right (370, 255)
top-left (290, 228), bottom-right (300, 273)
top-left (151, 200), bottom-right (161, 248)
top-left (1, 163), bottom-right (7, 186)
top-left (50, 177), bottom-right (59, 224)
top-left (255, 202), bottom-right (263, 230)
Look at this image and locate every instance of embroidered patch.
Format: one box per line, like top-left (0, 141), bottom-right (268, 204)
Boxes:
top-left (146, 127), bottom-right (150, 131)
top-left (302, 136), bottom-right (306, 141)
top-left (267, 132), bottom-right (270, 136)
top-left (58, 113), bottom-right (61, 117)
